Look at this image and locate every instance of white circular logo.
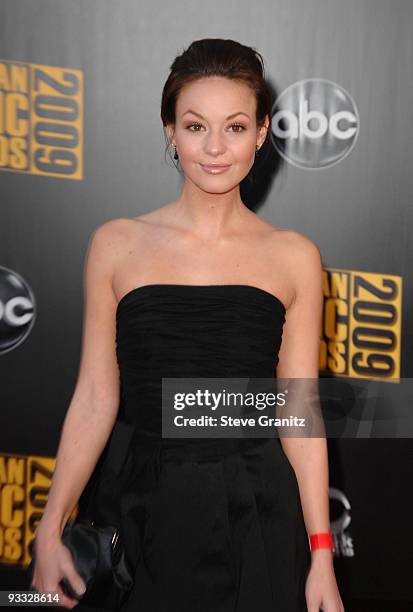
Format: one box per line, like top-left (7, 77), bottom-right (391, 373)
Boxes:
top-left (271, 78), bottom-right (359, 169)
top-left (329, 487), bottom-right (351, 534)
top-left (0, 266), bottom-right (36, 354)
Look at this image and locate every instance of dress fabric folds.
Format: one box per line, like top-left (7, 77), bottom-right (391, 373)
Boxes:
top-left (76, 284), bottom-right (311, 612)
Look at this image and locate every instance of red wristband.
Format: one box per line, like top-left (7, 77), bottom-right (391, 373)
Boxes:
top-left (309, 531), bottom-right (335, 553)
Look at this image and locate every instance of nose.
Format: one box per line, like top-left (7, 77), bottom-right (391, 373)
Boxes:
top-left (203, 130), bottom-right (226, 157)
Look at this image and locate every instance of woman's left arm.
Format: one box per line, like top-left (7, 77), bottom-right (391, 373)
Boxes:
top-left (275, 232), bottom-right (345, 612)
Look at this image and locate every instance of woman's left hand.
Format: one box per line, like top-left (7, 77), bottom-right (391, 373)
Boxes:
top-left (305, 550), bottom-right (345, 612)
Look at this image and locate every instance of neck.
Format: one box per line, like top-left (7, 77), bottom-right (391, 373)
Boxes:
top-left (171, 180), bottom-right (250, 240)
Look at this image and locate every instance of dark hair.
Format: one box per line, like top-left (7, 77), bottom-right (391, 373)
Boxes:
top-left (161, 38), bottom-right (273, 172)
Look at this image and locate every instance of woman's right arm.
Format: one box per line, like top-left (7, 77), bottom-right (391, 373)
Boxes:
top-left (31, 220), bottom-right (124, 607)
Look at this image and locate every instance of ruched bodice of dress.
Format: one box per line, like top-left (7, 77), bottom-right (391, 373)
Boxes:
top-left (110, 284), bottom-right (310, 612)
top-left (115, 284), bottom-right (286, 438)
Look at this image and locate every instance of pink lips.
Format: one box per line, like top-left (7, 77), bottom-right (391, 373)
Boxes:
top-left (201, 163), bottom-right (231, 174)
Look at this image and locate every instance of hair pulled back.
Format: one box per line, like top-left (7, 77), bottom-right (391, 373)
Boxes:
top-left (161, 38), bottom-right (273, 167)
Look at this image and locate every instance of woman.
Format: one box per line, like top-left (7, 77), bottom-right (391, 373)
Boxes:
top-left (31, 38), bottom-right (345, 611)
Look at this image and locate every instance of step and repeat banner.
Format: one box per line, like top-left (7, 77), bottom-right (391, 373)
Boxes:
top-left (1, 0), bottom-right (412, 606)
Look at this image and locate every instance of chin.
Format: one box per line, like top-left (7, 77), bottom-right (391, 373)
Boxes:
top-left (200, 183), bottom-right (240, 196)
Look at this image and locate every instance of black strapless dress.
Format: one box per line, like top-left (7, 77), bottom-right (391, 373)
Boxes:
top-left (83, 284), bottom-right (311, 612)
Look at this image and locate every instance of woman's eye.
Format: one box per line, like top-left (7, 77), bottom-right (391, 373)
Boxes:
top-left (185, 123), bottom-right (246, 132)
top-left (230, 124), bottom-right (246, 132)
top-left (186, 122), bottom-right (204, 131)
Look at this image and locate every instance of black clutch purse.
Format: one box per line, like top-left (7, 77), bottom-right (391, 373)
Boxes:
top-left (29, 419), bottom-right (137, 610)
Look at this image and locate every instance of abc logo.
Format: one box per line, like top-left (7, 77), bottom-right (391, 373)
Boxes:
top-left (329, 487), bottom-right (351, 534)
top-left (0, 266), bottom-right (36, 354)
top-left (271, 78), bottom-right (359, 169)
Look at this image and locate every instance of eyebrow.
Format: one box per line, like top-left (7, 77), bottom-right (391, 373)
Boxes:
top-left (180, 109), bottom-right (251, 121)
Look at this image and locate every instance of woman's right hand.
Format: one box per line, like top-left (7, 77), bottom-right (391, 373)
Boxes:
top-left (30, 531), bottom-right (87, 609)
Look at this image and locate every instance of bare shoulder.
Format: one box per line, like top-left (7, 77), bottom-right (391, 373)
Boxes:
top-left (87, 216), bottom-right (148, 260)
top-left (280, 228), bottom-right (322, 262)
top-left (267, 227), bottom-right (323, 307)
top-left (285, 230), bottom-right (323, 305)
top-left (131, 200), bottom-right (178, 225)
top-left (83, 218), bottom-right (136, 297)
top-left (248, 214), bottom-right (320, 255)
top-left (94, 202), bottom-right (178, 243)
top-left (90, 216), bottom-right (141, 245)
top-left (261, 224), bottom-right (322, 267)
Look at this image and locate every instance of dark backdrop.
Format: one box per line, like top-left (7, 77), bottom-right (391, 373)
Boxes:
top-left (1, 0), bottom-right (412, 608)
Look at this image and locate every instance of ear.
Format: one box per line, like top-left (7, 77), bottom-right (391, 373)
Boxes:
top-left (165, 124), bottom-right (176, 146)
top-left (257, 114), bottom-right (270, 148)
